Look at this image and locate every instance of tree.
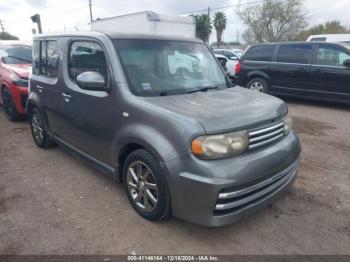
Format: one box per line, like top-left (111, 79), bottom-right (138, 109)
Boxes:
top-left (193, 14), bottom-right (212, 44)
top-left (0, 32), bottom-right (19, 40)
top-left (210, 41), bottom-right (241, 48)
top-left (213, 12), bottom-right (227, 48)
top-left (238, 0), bottom-right (307, 43)
top-left (296, 20), bottom-right (349, 41)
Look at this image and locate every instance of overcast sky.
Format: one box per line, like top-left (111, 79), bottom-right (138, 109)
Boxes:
top-left (1, 0), bottom-right (350, 42)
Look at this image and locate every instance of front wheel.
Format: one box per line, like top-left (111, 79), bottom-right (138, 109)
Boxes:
top-left (2, 88), bottom-right (20, 121)
top-left (30, 108), bottom-right (55, 148)
top-left (123, 149), bottom-right (171, 221)
top-left (247, 77), bottom-right (269, 93)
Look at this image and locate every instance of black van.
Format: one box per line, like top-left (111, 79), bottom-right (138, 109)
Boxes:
top-left (235, 42), bottom-right (350, 103)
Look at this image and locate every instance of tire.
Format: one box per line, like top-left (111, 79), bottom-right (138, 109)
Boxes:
top-left (1, 88), bottom-right (20, 121)
top-left (247, 77), bottom-right (269, 93)
top-left (29, 108), bottom-right (55, 148)
top-left (123, 149), bottom-right (171, 221)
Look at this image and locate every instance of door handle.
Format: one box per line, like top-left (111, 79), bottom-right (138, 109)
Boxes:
top-left (37, 85), bottom-right (44, 93)
top-left (62, 93), bottom-right (72, 102)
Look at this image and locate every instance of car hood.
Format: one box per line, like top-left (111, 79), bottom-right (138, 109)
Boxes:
top-left (142, 87), bottom-right (287, 133)
top-left (4, 64), bottom-right (31, 78)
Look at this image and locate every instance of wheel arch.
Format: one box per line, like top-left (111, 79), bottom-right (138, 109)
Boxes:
top-left (1, 83), bottom-right (10, 97)
top-left (117, 142), bottom-right (145, 182)
top-left (26, 93), bottom-right (50, 130)
top-left (246, 71), bottom-right (270, 86)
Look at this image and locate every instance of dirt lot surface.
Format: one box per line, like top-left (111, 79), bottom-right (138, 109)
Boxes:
top-left (0, 100), bottom-right (350, 255)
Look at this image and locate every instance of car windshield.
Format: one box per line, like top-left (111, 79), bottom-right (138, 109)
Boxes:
top-left (2, 45), bottom-right (32, 64)
top-left (114, 39), bottom-right (229, 96)
top-left (235, 51), bottom-right (243, 57)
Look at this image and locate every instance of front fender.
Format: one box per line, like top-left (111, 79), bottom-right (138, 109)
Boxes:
top-left (26, 92), bottom-right (50, 130)
top-left (111, 123), bottom-right (188, 165)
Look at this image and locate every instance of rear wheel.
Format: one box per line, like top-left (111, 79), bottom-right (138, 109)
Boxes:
top-left (123, 149), bottom-right (171, 221)
top-left (247, 77), bottom-right (269, 93)
top-left (2, 88), bottom-right (20, 121)
top-left (30, 108), bottom-right (55, 148)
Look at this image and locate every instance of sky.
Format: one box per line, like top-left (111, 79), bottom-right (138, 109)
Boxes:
top-left (1, 0), bottom-right (350, 42)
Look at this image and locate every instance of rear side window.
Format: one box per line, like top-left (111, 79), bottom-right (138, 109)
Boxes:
top-left (315, 45), bottom-right (350, 67)
top-left (69, 41), bottom-right (108, 82)
top-left (32, 41), bottom-right (40, 75)
top-left (39, 40), bottom-right (60, 77)
top-left (40, 41), bottom-right (47, 75)
top-left (46, 41), bottom-right (60, 77)
top-left (244, 45), bottom-right (274, 62)
top-left (277, 44), bottom-right (312, 64)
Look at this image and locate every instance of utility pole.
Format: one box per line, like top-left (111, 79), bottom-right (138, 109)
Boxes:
top-left (0, 20), bottom-right (5, 36)
top-left (207, 7), bottom-right (210, 45)
top-left (89, 0), bottom-right (93, 23)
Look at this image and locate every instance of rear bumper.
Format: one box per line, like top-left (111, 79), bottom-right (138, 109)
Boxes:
top-left (164, 132), bottom-right (301, 227)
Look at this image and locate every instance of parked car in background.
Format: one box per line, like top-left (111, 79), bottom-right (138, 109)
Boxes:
top-left (214, 53), bottom-right (228, 73)
top-left (213, 49), bottom-right (243, 78)
top-left (0, 41), bottom-right (32, 121)
top-left (235, 42), bottom-right (350, 104)
top-left (307, 34), bottom-right (350, 44)
top-left (231, 48), bottom-right (244, 58)
top-left (27, 32), bottom-right (300, 227)
top-left (168, 51), bottom-right (201, 75)
top-left (214, 48), bottom-right (244, 59)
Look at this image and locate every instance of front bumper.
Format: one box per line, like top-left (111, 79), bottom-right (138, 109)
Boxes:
top-left (164, 132), bottom-right (301, 227)
top-left (11, 85), bottom-right (28, 114)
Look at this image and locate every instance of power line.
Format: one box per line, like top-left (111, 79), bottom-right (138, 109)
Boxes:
top-left (175, 0), bottom-right (265, 15)
top-left (61, 5), bottom-right (88, 15)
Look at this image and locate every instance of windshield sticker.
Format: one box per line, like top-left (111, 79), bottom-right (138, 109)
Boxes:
top-left (142, 83), bottom-right (152, 90)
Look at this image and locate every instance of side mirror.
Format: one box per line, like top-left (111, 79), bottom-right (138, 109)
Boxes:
top-left (76, 71), bottom-right (106, 91)
top-left (343, 59), bottom-right (350, 68)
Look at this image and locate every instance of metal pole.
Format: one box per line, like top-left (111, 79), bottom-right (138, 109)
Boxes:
top-left (37, 16), bottom-right (42, 34)
top-left (207, 7), bottom-right (210, 45)
top-left (89, 0), bottom-right (93, 23)
top-left (0, 20), bottom-right (4, 36)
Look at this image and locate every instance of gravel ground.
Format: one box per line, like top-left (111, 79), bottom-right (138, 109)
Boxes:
top-left (0, 100), bottom-right (349, 255)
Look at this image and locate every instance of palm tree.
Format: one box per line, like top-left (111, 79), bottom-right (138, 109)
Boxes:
top-left (213, 12), bottom-right (227, 48)
top-left (193, 14), bottom-right (212, 44)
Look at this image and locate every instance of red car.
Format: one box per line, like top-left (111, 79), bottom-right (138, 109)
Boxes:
top-left (0, 41), bottom-right (32, 121)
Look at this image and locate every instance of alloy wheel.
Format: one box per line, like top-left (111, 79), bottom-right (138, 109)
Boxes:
top-left (249, 81), bottom-right (264, 93)
top-left (126, 161), bottom-right (158, 212)
top-left (31, 112), bottom-right (44, 145)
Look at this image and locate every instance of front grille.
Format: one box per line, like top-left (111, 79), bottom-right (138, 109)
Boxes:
top-left (214, 164), bottom-right (296, 216)
top-left (248, 121), bottom-right (285, 150)
top-left (20, 93), bottom-right (28, 109)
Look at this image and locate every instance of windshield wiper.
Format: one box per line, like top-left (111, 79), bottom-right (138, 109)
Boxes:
top-left (5, 55), bottom-right (32, 63)
top-left (186, 86), bottom-right (219, 94)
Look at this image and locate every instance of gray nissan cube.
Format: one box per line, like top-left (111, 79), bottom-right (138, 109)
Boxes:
top-left (27, 31), bottom-right (301, 227)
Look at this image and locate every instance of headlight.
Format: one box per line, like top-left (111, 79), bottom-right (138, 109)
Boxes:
top-left (11, 74), bottom-right (28, 87)
top-left (283, 114), bottom-right (293, 135)
top-left (192, 130), bottom-right (248, 160)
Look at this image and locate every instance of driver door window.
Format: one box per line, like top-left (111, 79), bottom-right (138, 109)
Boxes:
top-left (69, 41), bottom-right (108, 82)
top-left (316, 46), bottom-right (350, 67)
